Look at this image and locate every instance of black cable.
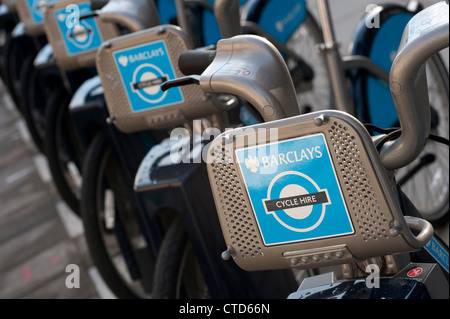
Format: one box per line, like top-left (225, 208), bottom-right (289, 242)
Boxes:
top-left (364, 123), bottom-right (450, 151)
top-left (429, 133), bottom-right (450, 146)
top-left (364, 123), bottom-right (399, 134)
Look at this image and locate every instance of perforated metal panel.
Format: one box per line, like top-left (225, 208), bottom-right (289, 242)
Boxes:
top-left (210, 146), bottom-right (263, 259)
top-left (327, 121), bottom-right (390, 243)
top-left (96, 25), bottom-right (218, 132)
top-left (207, 110), bottom-right (433, 271)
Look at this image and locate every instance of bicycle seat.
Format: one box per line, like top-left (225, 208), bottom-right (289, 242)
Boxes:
top-left (43, 0), bottom-right (119, 71)
top-left (197, 34), bottom-right (300, 121)
top-left (96, 24), bottom-right (218, 132)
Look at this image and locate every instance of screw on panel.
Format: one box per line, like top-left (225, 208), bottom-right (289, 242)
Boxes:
top-left (106, 115), bottom-right (116, 125)
top-left (222, 133), bottom-right (234, 145)
top-left (221, 246), bottom-right (234, 260)
top-left (157, 27), bottom-right (166, 35)
top-left (314, 114), bottom-right (329, 126)
top-left (389, 220), bottom-right (402, 236)
top-left (290, 258), bottom-right (299, 266)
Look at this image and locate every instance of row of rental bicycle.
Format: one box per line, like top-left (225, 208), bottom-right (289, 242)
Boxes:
top-left (0, 0), bottom-right (448, 299)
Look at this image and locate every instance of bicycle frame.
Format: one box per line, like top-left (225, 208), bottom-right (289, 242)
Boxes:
top-left (208, 0), bottom-right (388, 117)
top-left (315, 0), bottom-right (424, 115)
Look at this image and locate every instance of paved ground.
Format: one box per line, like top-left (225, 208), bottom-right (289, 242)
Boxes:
top-left (0, 0), bottom-right (448, 299)
top-left (0, 81), bottom-right (116, 299)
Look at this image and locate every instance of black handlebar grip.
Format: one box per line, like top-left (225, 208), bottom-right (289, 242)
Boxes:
top-left (178, 50), bottom-right (216, 76)
top-left (92, 0), bottom-right (109, 10)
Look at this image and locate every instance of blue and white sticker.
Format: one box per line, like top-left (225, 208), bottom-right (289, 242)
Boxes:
top-left (27, 0), bottom-right (58, 24)
top-left (408, 1), bottom-right (448, 43)
top-left (113, 41), bottom-right (184, 113)
top-left (235, 133), bottom-right (354, 246)
top-left (424, 236), bottom-right (449, 273)
top-left (54, 2), bottom-right (103, 56)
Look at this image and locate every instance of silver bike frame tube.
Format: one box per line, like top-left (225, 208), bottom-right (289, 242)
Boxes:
top-left (341, 55), bottom-right (390, 84)
top-left (381, 2), bottom-right (449, 170)
top-left (175, 0), bottom-right (191, 36)
top-left (316, 0), bottom-right (353, 114)
top-left (214, 0), bottom-right (242, 38)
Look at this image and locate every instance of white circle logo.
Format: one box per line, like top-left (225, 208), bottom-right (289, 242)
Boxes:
top-left (130, 63), bottom-right (168, 103)
top-left (263, 171), bottom-right (330, 232)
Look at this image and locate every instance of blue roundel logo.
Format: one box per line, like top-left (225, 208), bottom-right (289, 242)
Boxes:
top-left (66, 21), bottom-right (94, 49)
top-left (263, 171), bottom-right (330, 232)
top-left (130, 63), bottom-right (168, 104)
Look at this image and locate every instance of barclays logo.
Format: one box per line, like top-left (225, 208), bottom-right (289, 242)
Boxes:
top-left (243, 146), bottom-right (323, 174)
top-left (245, 155), bottom-right (260, 173)
top-left (275, 3), bottom-right (302, 33)
top-left (118, 55), bottom-right (128, 67)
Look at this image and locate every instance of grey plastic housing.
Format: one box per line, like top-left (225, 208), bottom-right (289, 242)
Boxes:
top-left (2, 0), bottom-right (17, 12)
top-left (43, 0), bottom-right (119, 71)
top-left (380, 1), bottom-right (449, 170)
top-left (199, 35), bottom-right (300, 122)
top-left (96, 0), bottom-right (160, 33)
top-left (96, 25), bottom-right (217, 132)
top-left (214, 0), bottom-right (242, 38)
top-left (206, 110), bottom-right (433, 271)
top-left (15, 0), bottom-right (57, 36)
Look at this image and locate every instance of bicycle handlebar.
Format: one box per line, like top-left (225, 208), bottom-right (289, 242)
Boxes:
top-left (163, 34), bottom-right (300, 121)
top-left (198, 35), bottom-right (300, 122)
top-left (91, 0), bottom-right (109, 10)
top-left (214, 0), bottom-right (242, 38)
top-left (178, 50), bottom-right (216, 75)
top-left (380, 1), bottom-right (449, 170)
top-left (96, 0), bottom-right (160, 32)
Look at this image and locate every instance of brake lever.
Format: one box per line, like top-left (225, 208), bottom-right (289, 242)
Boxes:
top-left (160, 75), bottom-right (200, 92)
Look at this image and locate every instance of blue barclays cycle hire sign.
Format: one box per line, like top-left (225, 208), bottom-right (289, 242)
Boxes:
top-left (235, 133), bottom-right (354, 246)
top-left (113, 40), bottom-right (184, 113)
top-left (27, 0), bottom-right (58, 24)
top-left (54, 2), bottom-right (103, 56)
